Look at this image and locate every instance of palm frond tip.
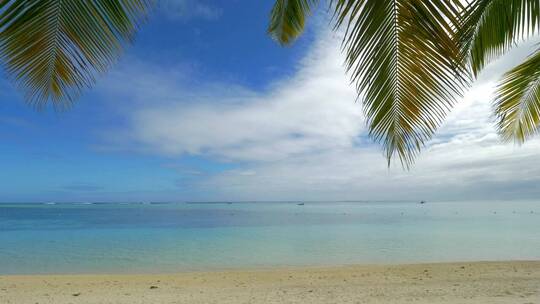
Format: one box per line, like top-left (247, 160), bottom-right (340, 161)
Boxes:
top-left (268, 0), bottom-right (320, 46)
top-left (0, 0), bottom-right (154, 108)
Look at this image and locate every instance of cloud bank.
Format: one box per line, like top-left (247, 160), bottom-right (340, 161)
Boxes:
top-left (99, 31), bottom-right (540, 201)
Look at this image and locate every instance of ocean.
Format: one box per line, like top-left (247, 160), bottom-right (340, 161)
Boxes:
top-left (0, 200), bottom-right (539, 274)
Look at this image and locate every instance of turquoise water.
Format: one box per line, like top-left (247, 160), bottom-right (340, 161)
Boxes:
top-left (0, 201), bottom-right (539, 274)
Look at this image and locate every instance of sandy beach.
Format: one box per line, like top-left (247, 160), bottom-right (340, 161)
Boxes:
top-left (1, 261), bottom-right (539, 303)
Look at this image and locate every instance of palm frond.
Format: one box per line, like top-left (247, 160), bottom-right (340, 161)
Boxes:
top-left (459, 0), bottom-right (540, 77)
top-left (330, 0), bottom-right (467, 167)
top-left (268, 0), bottom-right (319, 46)
top-left (495, 49), bottom-right (540, 143)
top-left (0, 0), bottom-right (154, 108)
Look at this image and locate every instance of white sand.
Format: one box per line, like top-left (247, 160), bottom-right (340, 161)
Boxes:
top-left (1, 261), bottom-right (539, 303)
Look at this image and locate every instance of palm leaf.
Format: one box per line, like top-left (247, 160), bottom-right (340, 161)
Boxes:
top-left (268, 0), bottom-right (319, 45)
top-left (495, 49), bottom-right (540, 143)
top-left (330, 0), bottom-right (467, 167)
top-left (459, 0), bottom-right (540, 77)
top-left (0, 0), bottom-right (153, 108)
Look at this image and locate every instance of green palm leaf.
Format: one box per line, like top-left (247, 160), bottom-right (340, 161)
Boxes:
top-left (270, 0), bottom-right (465, 167)
top-left (0, 0), bottom-right (153, 108)
top-left (496, 49), bottom-right (540, 143)
top-left (334, 0), bottom-right (466, 167)
top-left (269, 0), bottom-right (467, 167)
top-left (459, 0), bottom-right (540, 77)
top-left (268, 0), bottom-right (319, 46)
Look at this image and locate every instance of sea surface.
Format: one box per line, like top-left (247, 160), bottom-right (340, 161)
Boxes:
top-left (0, 200), bottom-right (539, 274)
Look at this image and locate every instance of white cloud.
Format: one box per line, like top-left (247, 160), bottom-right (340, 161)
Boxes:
top-left (100, 30), bottom-right (540, 201)
top-left (103, 32), bottom-right (362, 162)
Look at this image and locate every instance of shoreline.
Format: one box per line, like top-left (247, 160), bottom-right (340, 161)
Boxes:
top-left (1, 260), bottom-right (539, 303)
top-left (2, 259), bottom-right (540, 276)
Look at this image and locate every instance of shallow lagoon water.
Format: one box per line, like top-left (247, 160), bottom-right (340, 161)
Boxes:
top-left (0, 201), bottom-right (539, 274)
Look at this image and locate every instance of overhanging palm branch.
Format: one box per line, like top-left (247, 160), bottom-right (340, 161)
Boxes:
top-left (269, 0), bottom-right (467, 167)
top-left (459, 0), bottom-right (540, 143)
top-left (495, 49), bottom-right (540, 143)
top-left (268, 0), bottom-right (320, 45)
top-left (0, 0), bottom-right (153, 108)
top-left (459, 0), bottom-right (540, 77)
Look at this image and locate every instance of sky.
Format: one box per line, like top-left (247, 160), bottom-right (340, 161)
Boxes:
top-left (1, 0), bottom-right (540, 203)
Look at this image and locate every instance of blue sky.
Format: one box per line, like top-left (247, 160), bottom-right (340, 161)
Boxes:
top-left (1, 0), bottom-right (540, 202)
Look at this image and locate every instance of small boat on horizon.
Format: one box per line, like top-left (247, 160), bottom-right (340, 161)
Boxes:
top-left (420, 201), bottom-right (426, 204)
top-left (297, 203), bottom-right (305, 206)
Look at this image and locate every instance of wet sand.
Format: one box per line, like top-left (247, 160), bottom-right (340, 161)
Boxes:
top-left (1, 261), bottom-right (539, 303)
